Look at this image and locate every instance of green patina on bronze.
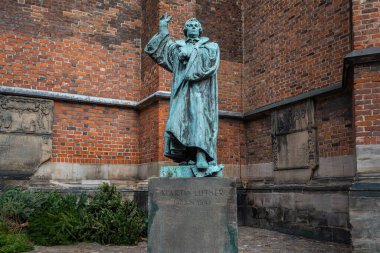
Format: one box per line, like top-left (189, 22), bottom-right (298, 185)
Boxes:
top-left (144, 14), bottom-right (222, 177)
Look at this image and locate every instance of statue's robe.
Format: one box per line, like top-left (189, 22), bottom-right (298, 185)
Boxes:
top-left (144, 32), bottom-right (220, 164)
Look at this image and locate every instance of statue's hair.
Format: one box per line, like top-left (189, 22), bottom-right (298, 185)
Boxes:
top-left (183, 18), bottom-right (203, 36)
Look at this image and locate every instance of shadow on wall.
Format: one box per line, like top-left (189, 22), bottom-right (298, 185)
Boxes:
top-left (0, 0), bottom-right (141, 49)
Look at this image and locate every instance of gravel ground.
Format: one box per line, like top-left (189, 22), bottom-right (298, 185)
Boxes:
top-left (29, 226), bottom-right (351, 253)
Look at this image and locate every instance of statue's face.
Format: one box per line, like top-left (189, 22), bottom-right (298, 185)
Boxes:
top-left (185, 20), bottom-right (201, 38)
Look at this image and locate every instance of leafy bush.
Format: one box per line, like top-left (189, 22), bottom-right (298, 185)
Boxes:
top-left (27, 192), bottom-right (86, 246)
top-left (0, 221), bottom-right (33, 253)
top-left (0, 187), bottom-right (41, 227)
top-left (0, 184), bottom-right (147, 247)
top-left (80, 184), bottom-right (147, 245)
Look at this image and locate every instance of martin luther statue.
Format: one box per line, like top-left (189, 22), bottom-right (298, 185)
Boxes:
top-left (144, 14), bottom-right (221, 177)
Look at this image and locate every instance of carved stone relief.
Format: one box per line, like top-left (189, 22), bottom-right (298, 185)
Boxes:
top-left (271, 99), bottom-right (317, 171)
top-left (0, 95), bottom-right (53, 179)
top-left (0, 96), bottom-right (53, 134)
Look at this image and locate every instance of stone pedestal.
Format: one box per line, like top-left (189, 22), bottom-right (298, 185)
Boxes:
top-left (148, 177), bottom-right (238, 253)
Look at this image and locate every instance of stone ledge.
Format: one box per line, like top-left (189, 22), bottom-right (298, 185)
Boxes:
top-left (243, 83), bottom-right (343, 120)
top-left (240, 179), bottom-right (353, 192)
top-left (0, 86), bottom-right (138, 108)
top-left (351, 182), bottom-right (380, 191)
top-left (350, 182), bottom-right (380, 197)
top-left (344, 46), bottom-right (380, 65)
top-left (1, 85), bottom-right (349, 120)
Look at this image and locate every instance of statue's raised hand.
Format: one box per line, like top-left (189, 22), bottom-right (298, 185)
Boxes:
top-left (159, 13), bottom-right (172, 34)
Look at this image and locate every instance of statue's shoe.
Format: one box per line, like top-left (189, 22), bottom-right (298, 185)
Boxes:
top-left (196, 161), bottom-right (209, 170)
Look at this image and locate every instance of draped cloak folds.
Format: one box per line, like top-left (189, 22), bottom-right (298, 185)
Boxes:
top-left (144, 32), bottom-right (220, 164)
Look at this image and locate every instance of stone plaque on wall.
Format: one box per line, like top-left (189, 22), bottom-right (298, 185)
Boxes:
top-left (271, 99), bottom-right (317, 170)
top-left (0, 95), bottom-right (53, 179)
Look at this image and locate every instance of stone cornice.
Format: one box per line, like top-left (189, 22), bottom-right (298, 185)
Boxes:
top-left (343, 46), bottom-right (380, 89)
top-left (344, 46), bottom-right (380, 65)
top-left (243, 83), bottom-right (343, 120)
top-left (240, 178), bottom-right (353, 192)
top-left (0, 84), bottom-right (344, 120)
top-left (0, 86), bottom-right (174, 110)
top-left (0, 86), bottom-right (139, 108)
top-left (0, 86), bottom-right (247, 118)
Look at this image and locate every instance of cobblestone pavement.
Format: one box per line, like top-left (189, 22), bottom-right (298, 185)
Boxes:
top-left (238, 227), bottom-right (351, 253)
top-left (29, 227), bottom-right (351, 253)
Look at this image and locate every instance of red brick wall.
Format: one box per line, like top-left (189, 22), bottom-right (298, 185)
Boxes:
top-left (196, 0), bottom-right (243, 63)
top-left (218, 119), bottom-right (245, 165)
top-left (52, 102), bottom-right (139, 164)
top-left (245, 116), bottom-right (272, 164)
top-left (139, 103), bottom-right (160, 164)
top-left (352, 1), bottom-right (380, 146)
top-left (352, 0), bottom-right (380, 49)
top-left (242, 0), bottom-right (351, 111)
top-left (158, 100), bottom-right (170, 162)
top-left (218, 61), bottom-right (242, 112)
top-left (141, 0), bottom-right (160, 99)
top-left (353, 63), bottom-right (380, 145)
top-left (0, 0), bottom-right (141, 100)
top-left (315, 91), bottom-right (355, 157)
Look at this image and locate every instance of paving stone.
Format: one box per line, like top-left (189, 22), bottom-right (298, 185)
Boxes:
top-left (28, 227), bottom-right (351, 253)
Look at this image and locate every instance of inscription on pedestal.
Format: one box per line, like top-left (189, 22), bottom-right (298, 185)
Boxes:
top-left (148, 178), bottom-right (238, 253)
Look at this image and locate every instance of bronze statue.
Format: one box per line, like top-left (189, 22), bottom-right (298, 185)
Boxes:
top-left (145, 14), bottom-right (221, 177)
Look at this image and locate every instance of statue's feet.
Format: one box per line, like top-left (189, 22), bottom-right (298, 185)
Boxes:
top-left (179, 160), bottom-right (196, 166)
top-left (196, 161), bottom-right (208, 170)
top-left (196, 149), bottom-right (209, 170)
top-left (208, 160), bottom-right (217, 166)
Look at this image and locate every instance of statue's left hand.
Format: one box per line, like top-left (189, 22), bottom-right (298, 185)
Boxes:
top-left (179, 45), bottom-right (192, 63)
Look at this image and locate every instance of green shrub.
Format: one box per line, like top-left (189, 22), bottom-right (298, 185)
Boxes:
top-left (80, 184), bottom-right (147, 245)
top-left (0, 187), bottom-right (41, 227)
top-left (27, 192), bottom-right (86, 246)
top-left (0, 184), bottom-right (147, 247)
top-left (0, 221), bottom-right (33, 253)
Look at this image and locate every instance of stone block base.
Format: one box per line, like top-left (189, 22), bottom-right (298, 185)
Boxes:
top-left (237, 183), bottom-right (351, 243)
top-left (148, 177), bottom-right (238, 253)
top-left (350, 182), bottom-right (380, 252)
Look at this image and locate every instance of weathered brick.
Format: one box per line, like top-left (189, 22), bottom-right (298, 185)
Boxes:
top-left (242, 0), bottom-right (351, 111)
top-left (354, 63), bottom-right (380, 145)
top-left (52, 102), bottom-right (139, 164)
